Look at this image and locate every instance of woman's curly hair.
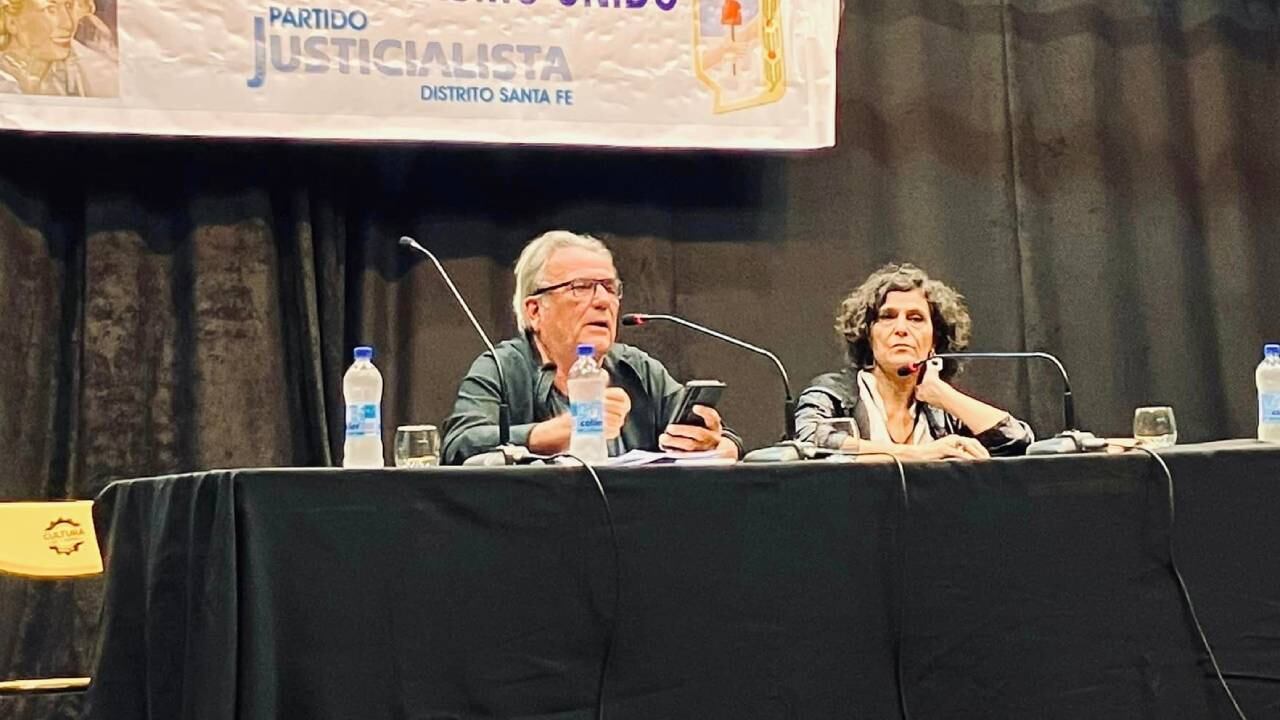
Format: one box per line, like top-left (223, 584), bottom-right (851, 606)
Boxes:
top-left (835, 263), bottom-right (972, 381)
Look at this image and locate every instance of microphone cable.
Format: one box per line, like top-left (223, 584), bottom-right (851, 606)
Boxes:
top-left (828, 451), bottom-right (913, 720)
top-left (554, 454), bottom-right (622, 720)
top-left (1124, 444), bottom-right (1249, 720)
top-left (828, 443), bottom-right (1254, 720)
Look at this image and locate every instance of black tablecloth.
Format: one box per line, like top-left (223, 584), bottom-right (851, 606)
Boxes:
top-left (87, 443), bottom-right (1280, 719)
top-left (1, 691), bottom-right (86, 720)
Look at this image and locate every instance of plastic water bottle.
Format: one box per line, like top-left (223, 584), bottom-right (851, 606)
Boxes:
top-left (568, 344), bottom-right (608, 463)
top-left (343, 346), bottom-right (384, 468)
top-left (1258, 343), bottom-right (1280, 442)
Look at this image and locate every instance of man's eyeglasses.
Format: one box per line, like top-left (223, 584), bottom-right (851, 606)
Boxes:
top-left (530, 278), bottom-right (624, 300)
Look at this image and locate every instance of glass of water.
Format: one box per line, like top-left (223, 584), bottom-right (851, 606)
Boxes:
top-left (1133, 407), bottom-right (1177, 448)
top-left (394, 425), bottom-right (441, 467)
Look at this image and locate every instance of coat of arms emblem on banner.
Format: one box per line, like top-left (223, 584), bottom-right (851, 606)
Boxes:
top-left (693, 0), bottom-right (786, 114)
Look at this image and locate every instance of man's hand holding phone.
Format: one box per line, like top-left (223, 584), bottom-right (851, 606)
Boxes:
top-left (660, 381), bottom-right (728, 453)
top-left (661, 405), bottom-right (726, 452)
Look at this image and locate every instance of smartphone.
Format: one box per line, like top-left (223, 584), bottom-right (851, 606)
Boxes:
top-left (669, 380), bottom-right (726, 428)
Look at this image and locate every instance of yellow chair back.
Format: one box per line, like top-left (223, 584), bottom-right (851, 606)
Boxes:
top-left (0, 501), bottom-right (103, 577)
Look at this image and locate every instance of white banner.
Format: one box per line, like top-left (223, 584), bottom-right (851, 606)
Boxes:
top-left (0, 0), bottom-right (838, 149)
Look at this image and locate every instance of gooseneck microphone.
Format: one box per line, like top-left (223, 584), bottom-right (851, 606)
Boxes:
top-left (621, 312), bottom-right (796, 441)
top-left (399, 236), bottom-right (523, 463)
top-left (896, 351), bottom-right (1075, 432)
top-left (898, 350), bottom-right (1103, 454)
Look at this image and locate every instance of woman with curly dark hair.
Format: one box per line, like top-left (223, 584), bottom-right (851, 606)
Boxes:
top-left (795, 263), bottom-right (1032, 460)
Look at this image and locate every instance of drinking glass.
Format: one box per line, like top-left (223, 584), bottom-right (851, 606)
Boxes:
top-left (394, 425), bottom-right (441, 467)
top-left (1133, 407), bottom-right (1177, 448)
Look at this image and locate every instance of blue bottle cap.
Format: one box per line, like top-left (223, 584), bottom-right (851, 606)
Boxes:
top-left (576, 344), bottom-right (594, 357)
top-left (1266, 344), bottom-right (1280, 359)
top-left (354, 346), bottom-right (374, 361)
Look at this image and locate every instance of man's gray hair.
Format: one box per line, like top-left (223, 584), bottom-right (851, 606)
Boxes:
top-left (512, 230), bottom-right (614, 332)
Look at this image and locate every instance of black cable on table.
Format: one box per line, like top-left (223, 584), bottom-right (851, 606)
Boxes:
top-left (833, 451), bottom-right (912, 720)
top-left (555, 454), bottom-right (622, 720)
top-left (1129, 445), bottom-right (1249, 720)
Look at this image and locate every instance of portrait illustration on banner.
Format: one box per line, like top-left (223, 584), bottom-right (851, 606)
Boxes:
top-left (694, 0), bottom-right (785, 114)
top-left (0, 0), bottom-right (118, 96)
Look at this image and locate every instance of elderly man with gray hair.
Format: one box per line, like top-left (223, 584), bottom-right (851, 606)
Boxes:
top-left (441, 230), bottom-right (742, 465)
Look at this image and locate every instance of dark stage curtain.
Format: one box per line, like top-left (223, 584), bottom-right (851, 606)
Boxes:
top-left (1, 1), bottom-right (1277, 716)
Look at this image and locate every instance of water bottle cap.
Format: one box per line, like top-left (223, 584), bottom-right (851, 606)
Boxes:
top-left (354, 346), bottom-right (374, 361)
top-left (1266, 344), bottom-right (1280, 358)
top-left (576, 344), bottom-right (594, 357)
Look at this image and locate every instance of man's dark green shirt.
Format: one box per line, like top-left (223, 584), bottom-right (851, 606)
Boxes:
top-left (441, 333), bottom-right (742, 465)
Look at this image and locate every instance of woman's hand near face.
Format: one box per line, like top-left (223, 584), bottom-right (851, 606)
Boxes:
top-left (913, 357), bottom-right (954, 407)
top-left (913, 357), bottom-right (1012, 437)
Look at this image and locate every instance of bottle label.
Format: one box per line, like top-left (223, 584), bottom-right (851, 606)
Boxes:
top-left (1261, 393), bottom-right (1280, 424)
top-left (571, 399), bottom-right (605, 437)
top-left (346, 403), bottom-right (381, 437)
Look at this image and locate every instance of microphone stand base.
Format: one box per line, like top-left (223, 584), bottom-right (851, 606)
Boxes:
top-left (743, 440), bottom-right (821, 463)
top-left (462, 445), bottom-right (545, 466)
top-left (1026, 430), bottom-right (1107, 455)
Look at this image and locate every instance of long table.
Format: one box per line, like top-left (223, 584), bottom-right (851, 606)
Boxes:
top-left (88, 442), bottom-right (1280, 719)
